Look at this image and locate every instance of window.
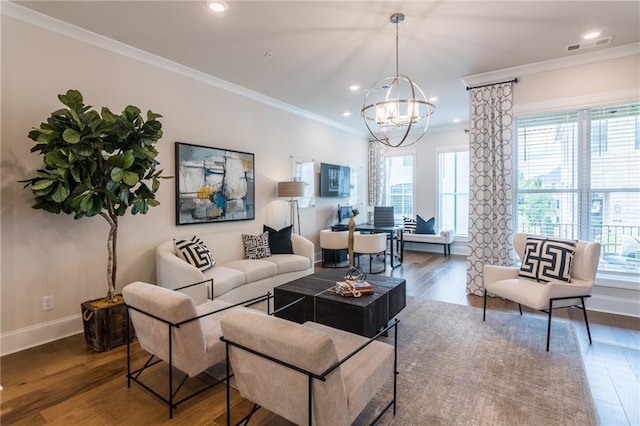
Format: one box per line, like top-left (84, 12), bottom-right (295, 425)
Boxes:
top-left (384, 154), bottom-right (414, 221)
top-left (438, 150), bottom-right (469, 237)
top-left (515, 102), bottom-right (640, 275)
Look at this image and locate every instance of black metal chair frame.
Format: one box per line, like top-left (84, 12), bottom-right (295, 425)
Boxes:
top-left (220, 318), bottom-right (400, 426)
top-left (125, 280), bottom-right (272, 419)
top-left (354, 250), bottom-right (387, 274)
top-left (482, 289), bottom-right (592, 352)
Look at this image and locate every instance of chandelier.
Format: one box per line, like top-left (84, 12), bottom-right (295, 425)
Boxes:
top-left (361, 13), bottom-right (435, 148)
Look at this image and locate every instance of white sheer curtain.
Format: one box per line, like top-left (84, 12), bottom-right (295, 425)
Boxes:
top-left (466, 82), bottom-right (515, 296)
top-left (368, 141), bottom-right (386, 207)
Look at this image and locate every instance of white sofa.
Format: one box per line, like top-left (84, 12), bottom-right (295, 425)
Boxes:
top-left (156, 230), bottom-right (314, 304)
top-left (402, 229), bottom-right (454, 256)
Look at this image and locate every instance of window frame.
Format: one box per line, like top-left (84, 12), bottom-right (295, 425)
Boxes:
top-left (514, 101), bottom-right (640, 280)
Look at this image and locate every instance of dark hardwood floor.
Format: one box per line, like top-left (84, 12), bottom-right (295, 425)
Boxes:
top-left (1, 251), bottom-right (638, 425)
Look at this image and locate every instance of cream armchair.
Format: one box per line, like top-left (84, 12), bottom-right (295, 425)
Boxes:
top-left (122, 281), bottom-right (268, 418)
top-left (483, 233), bottom-right (601, 351)
top-left (219, 309), bottom-right (398, 425)
top-left (354, 232), bottom-right (388, 273)
top-left (319, 229), bottom-right (351, 267)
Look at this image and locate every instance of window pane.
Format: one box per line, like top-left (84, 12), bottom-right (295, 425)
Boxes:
top-left (438, 150), bottom-right (469, 237)
top-left (441, 194), bottom-right (455, 231)
top-left (440, 153), bottom-right (456, 193)
top-left (385, 155), bottom-right (413, 220)
top-left (516, 192), bottom-right (578, 238)
top-left (456, 151), bottom-right (469, 193)
top-left (517, 112), bottom-right (578, 190)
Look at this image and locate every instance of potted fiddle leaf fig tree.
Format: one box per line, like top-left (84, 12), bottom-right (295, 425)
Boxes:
top-left (20, 89), bottom-right (170, 351)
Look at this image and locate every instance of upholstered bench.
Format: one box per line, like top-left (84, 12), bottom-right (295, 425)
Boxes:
top-left (402, 229), bottom-right (454, 256)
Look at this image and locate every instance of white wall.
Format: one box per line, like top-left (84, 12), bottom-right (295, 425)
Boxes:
top-left (0, 13), bottom-right (367, 354)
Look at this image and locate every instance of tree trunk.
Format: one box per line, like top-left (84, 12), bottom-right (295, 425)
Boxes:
top-left (101, 212), bottom-right (118, 303)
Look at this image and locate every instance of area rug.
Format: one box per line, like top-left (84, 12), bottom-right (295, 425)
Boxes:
top-left (355, 299), bottom-right (597, 426)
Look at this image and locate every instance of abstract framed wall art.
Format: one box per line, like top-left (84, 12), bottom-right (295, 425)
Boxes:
top-left (175, 142), bottom-right (255, 225)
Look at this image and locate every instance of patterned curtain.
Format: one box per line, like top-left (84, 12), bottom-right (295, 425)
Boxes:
top-left (368, 141), bottom-right (386, 206)
top-left (466, 82), bottom-right (515, 296)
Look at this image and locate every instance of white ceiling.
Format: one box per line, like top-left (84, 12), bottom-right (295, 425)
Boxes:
top-left (12, 1), bottom-right (640, 134)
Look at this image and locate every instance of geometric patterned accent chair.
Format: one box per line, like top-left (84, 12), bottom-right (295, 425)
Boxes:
top-left (483, 233), bottom-right (601, 351)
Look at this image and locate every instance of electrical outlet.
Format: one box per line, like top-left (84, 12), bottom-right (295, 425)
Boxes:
top-left (42, 295), bottom-right (54, 311)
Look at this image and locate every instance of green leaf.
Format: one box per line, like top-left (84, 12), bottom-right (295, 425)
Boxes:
top-left (122, 151), bottom-right (135, 169)
top-left (58, 90), bottom-right (83, 109)
top-left (31, 179), bottom-right (55, 191)
top-left (110, 167), bottom-right (123, 182)
top-left (122, 171), bottom-right (139, 186)
top-left (44, 151), bottom-right (70, 169)
top-left (107, 156), bottom-right (124, 168)
top-left (62, 128), bottom-right (81, 144)
top-left (51, 183), bottom-right (70, 203)
top-left (68, 108), bottom-right (82, 128)
top-left (119, 189), bottom-right (130, 205)
top-left (80, 196), bottom-right (94, 212)
top-left (88, 197), bottom-right (104, 216)
top-left (147, 111), bottom-right (163, 121)
top-left (70, 168), bottom-right (81, 183)
top-left (147, 199), bottom-right (160, 207)
top-left (101, 107), bottom-right (116, 123)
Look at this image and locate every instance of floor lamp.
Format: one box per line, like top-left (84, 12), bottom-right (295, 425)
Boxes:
top-left (277, 181), bottom-right (305, 234)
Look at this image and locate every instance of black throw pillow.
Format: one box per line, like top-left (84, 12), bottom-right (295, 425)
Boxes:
top-left (416, 215), bottom-right (436, 234)
top-left (263, 225), bottom-right (294, 254)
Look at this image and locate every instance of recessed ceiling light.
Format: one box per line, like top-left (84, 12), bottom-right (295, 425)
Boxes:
top-left (206, 1), bottom-right (228, 13)
top-left (453, 118), bottom-right (461, 123)
top-left (429, 96), bottom-right (438, 102)
top-left (582, 30), bottom-right (602, 40)
top-left (343, 112), bottom-right (352, 117)
top-left (349, 85), bottom-right (360, 91)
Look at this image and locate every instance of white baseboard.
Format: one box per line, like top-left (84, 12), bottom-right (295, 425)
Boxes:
top-left (0, 314), bottom-right (83, 356)
top-left (588, 294), bottom-right (640, 318)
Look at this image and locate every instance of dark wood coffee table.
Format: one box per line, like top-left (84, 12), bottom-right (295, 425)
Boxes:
top-left (273, 271), bottom-right (406, 337)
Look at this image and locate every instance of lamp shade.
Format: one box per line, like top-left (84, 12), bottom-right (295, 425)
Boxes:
top-left (277, 181), bottom-right (305, 198)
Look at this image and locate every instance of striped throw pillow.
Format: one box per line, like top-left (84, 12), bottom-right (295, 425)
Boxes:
top-left (403, 216), bottom-right (417, 233)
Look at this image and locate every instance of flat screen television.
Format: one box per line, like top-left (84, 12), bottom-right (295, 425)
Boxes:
top-left (320, 163), bottom-right (350, 198)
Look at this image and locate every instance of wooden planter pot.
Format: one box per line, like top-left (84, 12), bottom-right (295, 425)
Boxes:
top-left (81, 294), bottom-right (135, 352)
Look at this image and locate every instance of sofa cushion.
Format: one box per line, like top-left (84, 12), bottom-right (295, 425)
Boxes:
top-left (174, 236), bottom-right (214, 271)
top-left (416, 215), bottom-right (436, 234)
top-left (204, 266), bottom-right (246, 298)
top-left (519, 237), bottom-right (577, 283)
top-left (263, 225), bottom-right (294, 254)
top-left (224, 259), bottom-right (278, 283)
top-left (403, 216), bottom-right (417, 233)
top-left (242, 231), bottom-right (272, 259)
top-left (267, 254), bottom-right (311, 274)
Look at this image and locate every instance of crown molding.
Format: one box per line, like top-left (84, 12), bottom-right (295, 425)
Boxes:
top-left (2, 2), bottom-right (366, 137)
top-left (461, 42), bottom-right (640, 89)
